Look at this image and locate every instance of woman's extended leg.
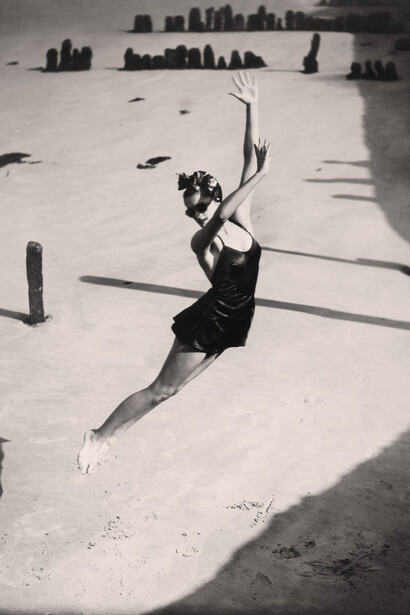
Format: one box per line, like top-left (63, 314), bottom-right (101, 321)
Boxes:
top-left (77, 337), bottom-right (219, 473)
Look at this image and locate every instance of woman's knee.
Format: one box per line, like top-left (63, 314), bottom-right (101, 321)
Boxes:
top-left (149, 381), bottom-right (181, 405)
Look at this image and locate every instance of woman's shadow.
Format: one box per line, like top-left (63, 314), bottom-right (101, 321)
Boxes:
top-left (0, 437), bottom-right (9, 498)
top-left (145, 426), bottom-right (410, 614)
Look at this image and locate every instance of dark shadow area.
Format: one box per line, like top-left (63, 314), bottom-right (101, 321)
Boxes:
top-left (80, 276), bottom-right (410, 331)
top-left (0, 308), bottom-right (29, 322)
top-left (354, 45), bottom-right (410, 244)
top-left (2, 429), bottom-right (410, 614)
top-left (261, 246), bottom-right (410, 276)
top-left (333, 194), bottom-right (377, 202)
top-left (305, 177), bottom-right (372, 185)
top-left (142, 427), bottom-right (410, 615)
top-left (254, 297), bottom-right (410, 330)
top-left (0, 437), bottom-right (9, 498)
top-left (80, 275), bottom-right (202, 299)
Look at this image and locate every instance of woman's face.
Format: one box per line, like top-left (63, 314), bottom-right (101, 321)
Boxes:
top-left (184, 189), bottom-right (213, 220)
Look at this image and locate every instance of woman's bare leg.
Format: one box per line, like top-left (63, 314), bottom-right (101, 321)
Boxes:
top-left (77, 337), bottom-right (219, 473)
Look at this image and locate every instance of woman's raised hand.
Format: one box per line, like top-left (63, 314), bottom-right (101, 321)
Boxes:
top-left (254, 139), bottom-right (271, 175)
top-left (229, 71), bottom-right (259, 105)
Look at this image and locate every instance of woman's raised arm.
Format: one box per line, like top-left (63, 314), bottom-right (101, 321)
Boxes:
top-left (228, 71), bottom-right (260, 232)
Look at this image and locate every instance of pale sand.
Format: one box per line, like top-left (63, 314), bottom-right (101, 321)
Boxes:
top-left (1, 1), bottom-right (410, 614)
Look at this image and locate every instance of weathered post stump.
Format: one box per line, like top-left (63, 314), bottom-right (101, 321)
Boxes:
top-left (72, 48), bottom-right (80, 71)
top-left (374, 59), bottom-right (386, 80)
top-left (59, 38), bottom-right (73, 71)
top-left (165, 48), bottom-right (178, 69)
top-left (174, 16), bottom-right (185, 32)
top-left (217, 56), bottom-right (227, 69)
top-left (124, 47), bottom-right (135, 70)
top-left (363, 60), bottom-right (377, 80)
top-left (385, 61), bottom-right (399, 80)
top-left (26, 241), bottom-right (48, 325)
top-left (152, 55), bottom-right (165, 69)
top-left (187, 48), bottom-right (202, 69)
top-left (203, 44), bottom-right (216, 69)
top-left (175, 45), bottom-right (188, 68)
top-left (45, 48), bottom-right (58, 72)
top-left (79, 46), bottom-right (93, 70)
top-left (346, 61), bottom-right (362, 80)
top-left (229, 50), bottom-right (243, 70)
top-left (303, 33), bottom-right (320, 74)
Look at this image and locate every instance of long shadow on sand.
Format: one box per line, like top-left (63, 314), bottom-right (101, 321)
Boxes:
top-left (261, 246), bottom-right (410, 276)
top-left (0, 308), bottom-right (29, 322)
top-left (140, 427), bottom-right (410, 615)
top-left (332, 194), bottom-right (377, 202)
top-left (305, 177), bottom-right (373, 185)
top-left (80, 275), bottom-right (410, 331)
top-left (322, 160), bottom-right (370, 168)
top-left (305, 172), bottom-right (377, 201)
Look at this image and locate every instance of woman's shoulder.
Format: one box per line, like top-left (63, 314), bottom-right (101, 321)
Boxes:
top-left (191, 230), bottom-right (223, 255)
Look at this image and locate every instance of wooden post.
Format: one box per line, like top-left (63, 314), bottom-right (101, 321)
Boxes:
top-left (26, 241), bottom-right (46, 325)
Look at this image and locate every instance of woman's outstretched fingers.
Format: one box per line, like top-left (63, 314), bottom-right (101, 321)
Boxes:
top-left (230, 71), bottom-right (259, 105)
top-left (254, 140), bottom-right (271, 174)
top-left (232, 74), bottom-right (240, 89)
top-left (238, 71), bottom-right (247, 86)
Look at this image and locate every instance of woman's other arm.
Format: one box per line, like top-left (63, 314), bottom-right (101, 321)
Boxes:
top-left (191, 142), bottom-right (270, 254)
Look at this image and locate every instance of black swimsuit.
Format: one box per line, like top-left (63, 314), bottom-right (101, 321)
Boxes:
top-left (171, 223), bottom-right (261, 354)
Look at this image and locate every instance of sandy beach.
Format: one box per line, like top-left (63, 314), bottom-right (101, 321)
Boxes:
top-left (1, 1), bottom-right (410, 613)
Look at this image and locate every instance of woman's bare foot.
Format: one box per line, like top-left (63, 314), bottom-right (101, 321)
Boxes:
top-left (77, 430), bottom-right (111, 474)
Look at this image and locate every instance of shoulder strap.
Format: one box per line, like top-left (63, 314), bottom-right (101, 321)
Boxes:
top-left (229, 218), bottom-right (255, 245)
top-left (216, 234), bottom-right (225, 247)
top-left (229, 217), bottom-right (253, 239)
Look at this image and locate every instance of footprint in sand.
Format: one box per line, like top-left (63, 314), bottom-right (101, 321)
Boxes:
top-left (225, 497), bottom-right (276, 528)
top-left (100, 516), bottom-right (132, 540)
top-left (176, 530), bottom-right (202, 557)
top-left (143, 511), bottom-right (159, 522)
top-left (15, 507), bottom-right (77, 538)
top-left (176, 545), bottom-right (200, 557)
top-left (14, 524), bottom-right (63, 538)
top-left (18, 507), bottom-right (55, 525)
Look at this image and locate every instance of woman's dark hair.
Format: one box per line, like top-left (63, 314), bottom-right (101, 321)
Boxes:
top-left (177, 170), bottom-right (223, 203)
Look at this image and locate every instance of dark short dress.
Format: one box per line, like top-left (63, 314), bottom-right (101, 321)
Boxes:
top-left (171, 223), bottom-right (261, 355)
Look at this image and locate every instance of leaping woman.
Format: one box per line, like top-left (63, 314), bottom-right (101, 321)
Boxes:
top-left (78, 71), bottom-right (271, 473)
